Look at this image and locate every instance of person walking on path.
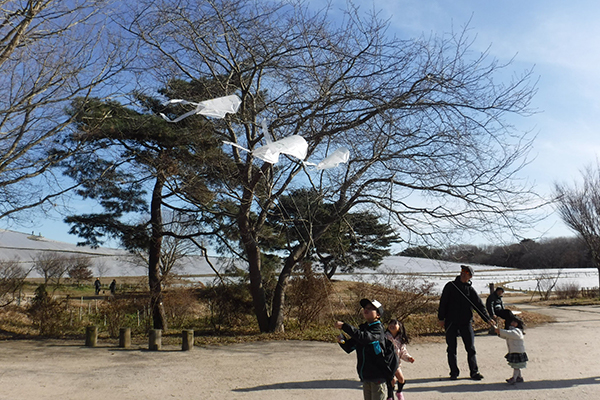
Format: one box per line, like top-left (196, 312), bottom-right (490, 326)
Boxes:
top-left (94, 278), bottom-right (101, 295)
top-left (438, 265), bottom-right (495, 381)
top-left (495, 316), bottom-right (528, 384)
top-left (335, 299), bottom-right (396, 400)
top-left (109, 279), bottom-right (117, 295)
top-left (486, 287), bottom-right (515, 329)
top-left (385, 319), bottom-right (414, 400)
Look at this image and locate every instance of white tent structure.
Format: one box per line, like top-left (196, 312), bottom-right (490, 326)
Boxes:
top-left (0, 229), bottom-right (234, 279)
top-left (2, 229), bottom-right (596, 293)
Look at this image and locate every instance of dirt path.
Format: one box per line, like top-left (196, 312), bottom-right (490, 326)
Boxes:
top-left (1, 303), bottom-right (599, 400)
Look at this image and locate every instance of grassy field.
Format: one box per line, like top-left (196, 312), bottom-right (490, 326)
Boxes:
top-left (0, 276), bottom-right (578, 345)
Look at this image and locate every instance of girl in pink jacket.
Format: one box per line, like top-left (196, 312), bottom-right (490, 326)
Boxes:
top-left (385, 319), bottom-right (415, 400)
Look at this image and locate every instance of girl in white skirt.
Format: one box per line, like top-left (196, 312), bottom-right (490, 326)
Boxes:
top-left (495, 316), bottom-right (528, 384)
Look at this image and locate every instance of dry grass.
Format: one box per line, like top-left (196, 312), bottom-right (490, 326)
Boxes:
top-left (1, 277), bottom-right (581, 345)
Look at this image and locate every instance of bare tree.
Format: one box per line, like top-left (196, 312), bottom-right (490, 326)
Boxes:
top-left (555, 162), bottom-right (600, 292)
top-left (532, 270), bottom-right (562, 301)
top-left (95, 260), bottom-right (109, 278)
top-left (0, 0), bottom-right (129, 225)
top-left (123, 0), bottom-right (540, 332)
top-left (0, 258), bottom-right (29, 307)
top-left (129, 211), bottom-right (199, 286)
top-left (33, 251), bottom-right (69, 287)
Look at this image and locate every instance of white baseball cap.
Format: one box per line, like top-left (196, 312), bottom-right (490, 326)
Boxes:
top-left (360, 298), bottom-right (384, 316)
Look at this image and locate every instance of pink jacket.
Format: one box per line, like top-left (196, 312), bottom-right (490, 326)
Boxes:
top-left (385, 331), bottom-right (412, 365)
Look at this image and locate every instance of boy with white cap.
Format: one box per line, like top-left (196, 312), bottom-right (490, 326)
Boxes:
top-left (335, 299), bottom-right (395, 400)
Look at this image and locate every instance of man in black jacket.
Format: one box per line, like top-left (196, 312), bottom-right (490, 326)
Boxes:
top-left (438, 265), bottom-right (494, 381)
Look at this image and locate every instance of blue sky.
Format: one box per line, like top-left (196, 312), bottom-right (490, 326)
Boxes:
top-left (308, 0), bottom-right (600, 242)
top-left (4, 0), bottom-right (599, 246)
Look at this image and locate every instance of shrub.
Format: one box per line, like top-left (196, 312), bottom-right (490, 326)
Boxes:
top-left (196, 281), bottom-right (254, 332)
top-left (580, 287), bottom-right (600, 298)
top-left (94, 297), bottom-right (150, 337)
top-left (534, 272), bottom-right (560, 300)
top-left (27, 284), bottom-right (80, 337)
top-left (163, 288), bottom-right (199, 329)
top-left (348, 274), bottom-right (437, 322)
top-left (286, 263), bottom-right (333, 329)
top-left (555, 282), bottom-right (580, 299)
top-left (0, 258), bottom-right (27, 307)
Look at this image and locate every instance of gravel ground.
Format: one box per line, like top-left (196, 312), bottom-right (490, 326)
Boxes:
top-left (1, 303), bottom-right (599, 400)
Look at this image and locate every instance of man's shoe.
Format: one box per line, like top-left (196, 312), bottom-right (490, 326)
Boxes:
top-left (506, 377), bottom-right (516, 385)
top-left (449, 375), bottom-right (458, 380)
top-left (470, 373), bottom-right (484, 380)
top-left (516, 376), bottom-right (524, 383)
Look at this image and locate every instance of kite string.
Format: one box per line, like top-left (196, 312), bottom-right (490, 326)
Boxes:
top-left (282, 184), bottom-right (359, 328)
top-left (450, 280), bottom-right (494, 325)
top-left (245, 120), bottom-right (356, 327)
top-left (295, 163), bottom-right (365, 327)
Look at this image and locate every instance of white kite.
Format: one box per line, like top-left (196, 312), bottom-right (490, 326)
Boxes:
top-left (160, 94), bottom-right (242, 122)
top-left (224, 135), bottom-right (308, 164)
top-left (223, 119), bottom-right (348, 168)
top-left (305, 147), bottom-right (350, 170)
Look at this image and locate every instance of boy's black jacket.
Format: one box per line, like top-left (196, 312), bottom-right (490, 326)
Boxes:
top-left (339, 320), bottom-right (397, 381)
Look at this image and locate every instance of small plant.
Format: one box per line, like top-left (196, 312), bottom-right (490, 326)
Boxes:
top-left (348, 274), bottom-right (436, 322)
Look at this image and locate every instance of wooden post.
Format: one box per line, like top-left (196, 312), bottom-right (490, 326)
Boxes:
top-left (182, 329), bottom-right (194, 351)
top-left (149, 329), bottom-right (162, 351)
top-left (119, 327), bottom-right (131, 348)
top-left (85, 326), bottom-right (98, 347)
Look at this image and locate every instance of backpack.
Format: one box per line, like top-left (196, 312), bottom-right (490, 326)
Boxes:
top-left (375, 332), bottom-right (400, 380)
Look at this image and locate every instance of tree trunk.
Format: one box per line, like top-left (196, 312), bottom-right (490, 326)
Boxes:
top-left (268, 243), bottom-right (309, 332)
top-left (324, 264), bottom-right (337, 280)
top-left (149, 175), bottom-right (167, 330)
top-left (238, 208), bottom-right (270, 332)
top-left (246, 243), bottom-right (270, 332)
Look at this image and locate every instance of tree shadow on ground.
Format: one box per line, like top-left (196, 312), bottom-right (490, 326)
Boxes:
top-left (405, 376), bottom-right (600, 393)
top-left (233, 376), bottom-right (600, 393)
top-left (233, 379), bottom-right (362, 392)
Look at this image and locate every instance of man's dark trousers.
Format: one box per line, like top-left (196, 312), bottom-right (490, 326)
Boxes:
top-left (445, 321), bottom-right (478, 377)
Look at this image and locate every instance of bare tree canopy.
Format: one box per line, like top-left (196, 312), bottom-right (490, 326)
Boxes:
top-left (110, 0), bottom-right (541, 332)
top-left (554, 162), bottom-right (600, 290)
top-left (0, 0), bottom-right (129, 223)
top-left (0, 258), bottom-right (28, 307)
top-left (33, 251), bottom-right (69, 286)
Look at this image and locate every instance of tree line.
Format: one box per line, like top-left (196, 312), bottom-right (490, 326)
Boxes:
top-left (400, 236), bottom-right (593, 270)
